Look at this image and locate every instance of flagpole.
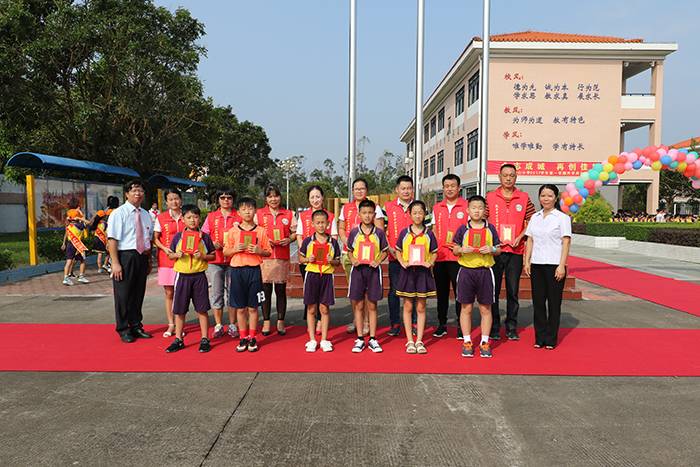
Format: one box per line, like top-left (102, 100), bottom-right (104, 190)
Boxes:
top-left (348, 0), bottom-right (357, 200)
top-left (413, 0), bottom-right (425, 200)
top-left (478, 0), bottom-right (491, 195)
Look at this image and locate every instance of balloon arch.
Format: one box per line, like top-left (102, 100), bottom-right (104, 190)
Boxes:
top-left (561, 145), bottom-right (700, 214)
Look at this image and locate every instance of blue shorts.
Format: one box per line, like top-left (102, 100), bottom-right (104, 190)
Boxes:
top-left (228, 266), bottom-right (264, 309)
top-left (456, 267), bottom-right (495, 305)
top-left (172, 272), bottom-right (210, 315)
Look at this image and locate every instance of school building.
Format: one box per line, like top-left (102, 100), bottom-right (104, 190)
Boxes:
top-left (400, 31), bottom-right (677, 212)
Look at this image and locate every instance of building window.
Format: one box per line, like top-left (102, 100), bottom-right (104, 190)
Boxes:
top-left (461, 185), bottom-right (477, 199)
top-left (454, 138), bottom-right (464, 166)
top-left (423, 158), bottom-right (429, 178)
top-left (468, 72), bottom-right (479, 105)
top-left (437, 108), bottom-right (445, 131)
top-left (430, 116), bottom-right (436, 138)
top-left (455, 86), bottom-right (465, 116)
top-left (437, 150), bottom-right (444, 173)
top-left (429, 155), bottom-right (436, 176)
top-left (423, 123), bottom-right (429, 143)
top-left (467, 129), bottom-right (479, 161)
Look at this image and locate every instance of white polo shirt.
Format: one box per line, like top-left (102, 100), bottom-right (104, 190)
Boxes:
top-left (525, 208), bottom-right (572, 265)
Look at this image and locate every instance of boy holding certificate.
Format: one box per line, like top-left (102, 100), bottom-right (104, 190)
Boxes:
top-left (346, 199), bottom-right (389, 353)
top-left (394, 200), bottom-right (438, 354)
top-left (298, 210), bottom-right (341, 352)
top-left (223, 197), bottom-right (272, 353)
top-left (165, 205), bottom-right (216, 353)
top-left (451, 195), bottom-right (502, 358)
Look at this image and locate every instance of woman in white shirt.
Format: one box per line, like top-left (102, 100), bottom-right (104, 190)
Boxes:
top-left (524, 184), bottom-right (571, 349)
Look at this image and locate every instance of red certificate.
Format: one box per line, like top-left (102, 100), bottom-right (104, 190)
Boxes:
top-left (181, 230), bottom-right (201, 255)
top-left (358, 240), bottom-right (375, 265)
top-left (467, 228), bottom-right (485, 249)
top-left (240, 231), bottom-right (257, 248)
top-left (408, 244), bottom-right (425, 266)
top-left (312, 242), bottom-right (330, 265)
top-left (499, 224), bottom-right (515, 245)
top-left (271, 228), bottom-right (282, 242)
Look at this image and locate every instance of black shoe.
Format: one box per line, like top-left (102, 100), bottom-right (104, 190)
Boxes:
top-left (506, 330), bottom-right (519, 341)
top-left (120, 332), bottom-right (135, 343)
top-left (261, 330), bottom-right (271, 336)
top-left (132, 328), bottom-right (152, 339)
top-left (489, 331), bottom-right (501, 341)
top-left (277, 328), bottom-right (286, 336)
top-left (236, 338), bottom-right (249, 352)
top-left (432, 325), bottom-right (448, 338)
top-left (387, 325), bottom-right (401, 337)
top-left (247, 338), bottom-right (258, 352)
top-left (165, 338), bottom-right (185, 353)
top-left (456, 328), bottom-right (463, 339)
top-left (199, 338), bottom-right (211, 353)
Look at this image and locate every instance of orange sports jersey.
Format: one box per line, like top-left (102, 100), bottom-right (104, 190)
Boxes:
top-left (224, 224), bottom-right (272, 267)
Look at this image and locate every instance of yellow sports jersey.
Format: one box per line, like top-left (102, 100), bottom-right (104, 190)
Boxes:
top-left (300, 234), bottom-right (341, 275)
top-left (347, 225), bottom-right (389, 263)
top-left (396, 226), bottom-right (438, 263)
top-left (170, 231), bottom-right (215, 274)
top-left (452, 222), bottom-right (500, 268)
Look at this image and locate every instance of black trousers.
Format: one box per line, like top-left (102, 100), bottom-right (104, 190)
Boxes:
top-left (113, 250), bottom-right (149, 334)
top-left (434, 261), bottom-right (460, 326)
top-left (299, 264), bottom-right (319, 320)
top-left (490, 252), bottom-right (524, 334)
top-left (530, 264), bottom-right (565, 346)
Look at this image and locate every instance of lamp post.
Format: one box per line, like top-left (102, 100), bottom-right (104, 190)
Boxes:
top-left (279, 158), bottom-right (298, 208)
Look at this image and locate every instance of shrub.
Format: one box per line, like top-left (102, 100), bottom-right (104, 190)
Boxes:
top-left (573, 194), bottom-right (613, 224)
top-left (0, 249), bottom-right (15, 271)
top-left (572, 222), bottom-right (700, 247)
top-left (37, 231), bottom-right (67, 262)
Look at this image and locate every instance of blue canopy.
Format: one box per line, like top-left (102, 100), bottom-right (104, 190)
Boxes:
top-left (5, 152), bottom-right (140, 178)
top-left (148, 174), bottom-right (205, 188)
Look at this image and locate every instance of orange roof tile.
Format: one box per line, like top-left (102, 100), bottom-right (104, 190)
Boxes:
top-left (670, 137), bottom-right (700, 149)
top-left (472, 30), bottom-right (643, 43)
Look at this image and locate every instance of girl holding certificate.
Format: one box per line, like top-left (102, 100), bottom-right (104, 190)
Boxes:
top-left (394, 201), bottom-right (438, 354)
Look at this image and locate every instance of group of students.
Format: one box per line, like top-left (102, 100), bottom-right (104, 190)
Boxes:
top-left (147, 163), bottom-right (571, 358)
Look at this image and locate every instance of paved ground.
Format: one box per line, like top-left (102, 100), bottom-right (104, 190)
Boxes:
top-left (1, 248), bottom-right (699, 466)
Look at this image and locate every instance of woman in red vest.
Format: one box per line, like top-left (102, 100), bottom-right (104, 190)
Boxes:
top-left (256, 185), bottom-right (297, 335)
top-left (201, 188), bottom-right (242, 339)
top-left (153, 188), bottom-right (185, 337)
top-left (296, 185), bottom-right (338, 335)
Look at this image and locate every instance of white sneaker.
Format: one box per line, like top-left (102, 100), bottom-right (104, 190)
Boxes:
top-left (320, 340), bottom-right (333, 352)
top-left (351, 338), bottom-right (365, 353)
top-left (346, 322), bottom-right (356, 333)
top-left (77, 275), bottom-right (90, 284)
top-left (368, 338), bottom-right (383, 353)
top-left (227, 324), bottom-right (239, 338)
top-left (305, 340), bottom-right (318, 352)
top-left (212, 324), bottom-right (225, 338)
top-left (62, 276), bottom-right (73, 286)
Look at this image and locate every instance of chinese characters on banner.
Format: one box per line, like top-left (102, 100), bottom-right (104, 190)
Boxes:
top-left (487, 160), bottom-right (595, 177)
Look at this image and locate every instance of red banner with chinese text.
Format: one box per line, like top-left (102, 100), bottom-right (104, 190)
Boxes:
top-left (488, 160), bottom-right (596, 177)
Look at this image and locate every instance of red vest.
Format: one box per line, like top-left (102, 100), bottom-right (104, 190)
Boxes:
top-left (384, 199), bottom-right (413, 260)
top-left (299, 208), bottom-right (334, 238)
top-left (432, 197), bottom-right (469, 262)
top-left (341, 201), bottom-right (363, 252)
top-left (257, 206), bottom-right (294, 260)
top-left (207, 209), bottom-right (242, 264)
top-left (485, 187), bottom-right (530, 255)
top-left (156, 211), bottom-right (185, 268)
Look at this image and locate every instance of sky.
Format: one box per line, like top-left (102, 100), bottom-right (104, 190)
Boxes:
top-left (156, 0), bottom-right (698, 172)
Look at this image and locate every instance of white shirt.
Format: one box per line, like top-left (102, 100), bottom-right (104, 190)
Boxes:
top-left (107, 201), bottom-right (154, 251)
top-left (525, 208), bottom-right (571, 265)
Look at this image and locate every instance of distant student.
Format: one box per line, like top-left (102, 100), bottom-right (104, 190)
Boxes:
top-left (164, 205), bottom-right (216, 353)
top-left (90, 195), bottom-right (119, 274)
top-left (347, 199), bottom-right (389, 353)
top-left (451, 195), bottom-right (501, 358)
top-left (62, 198), bottom-right (89, 286)
top-left (223, 197), bottom-right (272, 353)
top-left (298, 210), bottom-right (341, 352)
top-left (394, 200), bottom-right (438, 354)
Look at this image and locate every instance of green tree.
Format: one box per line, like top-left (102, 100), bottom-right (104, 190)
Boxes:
top-left (574, 193), bottom-right (613, 223)
top-left (659, 139), bottom-right (700, 210)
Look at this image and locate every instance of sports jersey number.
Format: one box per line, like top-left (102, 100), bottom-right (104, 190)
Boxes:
top-left (257, 291), bottom-right (266, 303)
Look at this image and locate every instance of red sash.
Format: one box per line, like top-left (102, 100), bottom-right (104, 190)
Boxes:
top-left (66, 223), bottom-right (88, 255)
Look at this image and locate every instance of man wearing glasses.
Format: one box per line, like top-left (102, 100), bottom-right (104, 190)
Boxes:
top-left (201, 188), bottom-right (242, 339)
top-left (107, 179), bottom-right (154, 343)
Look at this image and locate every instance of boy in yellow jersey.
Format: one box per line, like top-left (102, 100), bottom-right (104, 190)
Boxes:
top-left (298, 210), bottom-right (341, 352)
top-left (347, 199), bottom-right (389, 353)
top-left (165, 205), bottom-right (216, 353)
top-left (451, 195), bottom-right (502, 358)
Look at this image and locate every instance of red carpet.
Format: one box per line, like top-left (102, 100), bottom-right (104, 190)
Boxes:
top-left (0, 324), bottom-right (698, 376)
top-left (569, 256), bottom-right (700, 317)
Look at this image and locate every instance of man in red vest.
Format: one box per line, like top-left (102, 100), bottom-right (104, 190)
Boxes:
top-left (431, 174), bottom-right (469, 338)
top-left (384, 175), bottom-right (416, 336)
top-left (485, 164), bottom-right (536, 341)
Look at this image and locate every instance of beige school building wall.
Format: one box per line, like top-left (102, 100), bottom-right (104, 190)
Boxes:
top-left (401, 32), bottom-right (677, 213)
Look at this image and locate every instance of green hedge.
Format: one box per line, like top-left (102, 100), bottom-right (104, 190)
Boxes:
top-left (573, 223), bottom-right (700, 247)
